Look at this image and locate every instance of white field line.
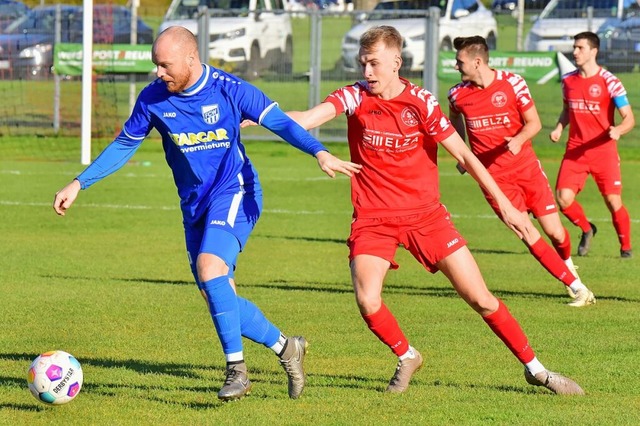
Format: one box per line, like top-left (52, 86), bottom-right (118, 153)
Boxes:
top-left (3, 199), bottom-right (638, 223)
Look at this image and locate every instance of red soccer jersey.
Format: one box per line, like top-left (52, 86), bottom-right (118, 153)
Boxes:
top-left (325, 78), bottom-right (456, 218)
top-left (448, 70), bottom-right (538, 175)
top-left (561, 68), bottom-right (627, 151)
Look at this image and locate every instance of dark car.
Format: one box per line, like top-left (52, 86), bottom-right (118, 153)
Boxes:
top-left (0, 0), bottom-right (29, 31)
top-left (599, 4), bottom-right (640, 72)
top-left (492, 0), bottom-right (550, 13)
top-left (0, 4), bottom-right (154, 79)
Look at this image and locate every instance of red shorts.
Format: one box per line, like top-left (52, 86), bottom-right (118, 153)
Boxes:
top-left (483, 160), bottom-right (558, 219)
top-left (347, 205), bottom-right (467, 273)
top-left (556, 146), bottom-right (622, 195)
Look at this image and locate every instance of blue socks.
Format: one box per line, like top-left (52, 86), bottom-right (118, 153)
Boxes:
top-left (201, 276), bottom-right (282, 359)
top-left (237, 296), bottom-right (281, 348)
top-left (201, 276), bottom-right (243, 360)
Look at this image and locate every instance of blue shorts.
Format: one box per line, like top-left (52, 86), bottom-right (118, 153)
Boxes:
top-left (184, 189), bottom-right (262, 284)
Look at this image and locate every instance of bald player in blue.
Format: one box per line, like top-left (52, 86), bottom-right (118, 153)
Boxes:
top-left (53, 25), bottom-right (361, 402)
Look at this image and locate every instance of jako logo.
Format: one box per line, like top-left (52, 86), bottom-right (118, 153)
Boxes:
top-left (446, 238), bottom-right (459, 248)
top-left (210, 220), bottom-right (226, 226)
top-left (163, 112), bottom-right (177, 118)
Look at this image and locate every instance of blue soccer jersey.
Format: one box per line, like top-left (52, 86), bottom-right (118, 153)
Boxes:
top-left (77, 65), bottom-right (326, 224)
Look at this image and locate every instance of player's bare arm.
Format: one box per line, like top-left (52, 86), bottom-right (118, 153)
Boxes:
top-left (53, 179), bottom-right (82, 216)
top-left (288, 102), bottom-right (338, 130)
top-left (441, 133), bottom-right (533, 240)
top-left (448, 108), bottom-right (469, 174)
top-left (505, 104), bottom-right (542, 155)
top-left (549, 105), bottom-right (570, 142)
top-left (609, 104), bottom-right (635, 141)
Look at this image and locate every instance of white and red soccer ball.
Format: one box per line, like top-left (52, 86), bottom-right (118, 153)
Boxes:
top-left (27, 350), bottom-right (83, 405)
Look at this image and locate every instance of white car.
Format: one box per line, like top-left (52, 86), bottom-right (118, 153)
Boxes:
top-left (160, 0), bottom-right (293, 80)
top-left (341, 0), bottom-right (498, 73)
top-left (524, 0), bottom-right (626, 54)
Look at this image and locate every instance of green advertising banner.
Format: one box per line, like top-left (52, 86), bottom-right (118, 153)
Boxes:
top-left (54, 43), bottom-right (155, 75)
top-left (439, 51), bottom-right (559, 85)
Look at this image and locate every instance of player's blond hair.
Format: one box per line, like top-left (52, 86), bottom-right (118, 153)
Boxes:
top-left (360, 25), bottom-right (403, 53)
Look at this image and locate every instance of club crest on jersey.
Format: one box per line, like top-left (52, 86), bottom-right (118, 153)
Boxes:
top-left (491, 91), bottom-right (507, 108)
top-left (589, 84), bottom-right (601, 98)
top-left (202, 104), bottom-right (220, 125)
top-left (401, 108), bottom-right (419, 127)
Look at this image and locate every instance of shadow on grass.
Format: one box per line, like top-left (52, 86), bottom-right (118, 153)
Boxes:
top-left (41, 273), bottom-right (640, 303)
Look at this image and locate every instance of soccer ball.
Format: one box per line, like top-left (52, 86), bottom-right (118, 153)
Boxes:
top-left (27, 350), bottom-right (83, 405)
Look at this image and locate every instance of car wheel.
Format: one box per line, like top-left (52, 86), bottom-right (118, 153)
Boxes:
top-left (282, 37), bottom-right (293, 75)
top-left (440, 37), bottom-right (452, 51)
top-left (246, 43), bottom-right (261, 81)
top-left (486, 32), bottom-right (497, 50)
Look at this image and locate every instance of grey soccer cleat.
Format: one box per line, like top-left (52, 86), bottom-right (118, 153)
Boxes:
top-left (578, 222), bottom-right (597, 256)
top-left (386, 349), bottom-right (424, 393)
top-left (218, 363), bottom-right (252, 401)
top-left (279, 336), bottom-right (308, 399)
top-left (620, 249), bottom-right (633, 258)
top-left (567, 288), bottom-right (596, 307)
top-left (524, 368), bottom-right (585, 395)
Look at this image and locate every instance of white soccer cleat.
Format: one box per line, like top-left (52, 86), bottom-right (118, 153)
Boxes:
top-left (567, 288), bottom-right (596, 307)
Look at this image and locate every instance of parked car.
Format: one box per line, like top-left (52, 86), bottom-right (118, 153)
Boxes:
top-left (524, 0), bottom-right (626, 54)
top-left (598, 8), bottom-right (640, 72)
top-left (491, 0), bottom-right (550, 13)
top-left (159, 0), bottom-right (293, 80)
top-left (0, 4), bottom-right (154, 79)
top-left (0, 0), bottom-right (29, 31)
top-left (341, 0), bottom-right (497, 73)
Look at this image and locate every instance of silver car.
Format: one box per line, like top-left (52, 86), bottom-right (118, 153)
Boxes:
top-left (341, 0), bottom-right (498, 73)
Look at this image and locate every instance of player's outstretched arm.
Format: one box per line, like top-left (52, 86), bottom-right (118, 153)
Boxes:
top-left (315, 151), bottom-right (361, 178)
top-left (441, 133), bottom-right (534, 241)
top-left (53, 179), bottom-right (81, 216)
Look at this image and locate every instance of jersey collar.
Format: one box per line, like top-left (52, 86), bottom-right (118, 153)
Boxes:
top-left (180, 64), bottom-right (209, 97)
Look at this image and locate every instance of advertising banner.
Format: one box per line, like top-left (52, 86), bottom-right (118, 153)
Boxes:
top-left (54, 43), bottom-right (155, 75)
top-left (438, 51), bottom-right (559, 84)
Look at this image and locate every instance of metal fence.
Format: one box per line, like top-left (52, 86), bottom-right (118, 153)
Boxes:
top-left (0, 5), bottom-right (638, 146)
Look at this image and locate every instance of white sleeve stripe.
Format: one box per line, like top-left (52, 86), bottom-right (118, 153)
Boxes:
top-left (122, 127), bottom-right (146, 140)
top-left (258, 102), bottom-right (279, 125)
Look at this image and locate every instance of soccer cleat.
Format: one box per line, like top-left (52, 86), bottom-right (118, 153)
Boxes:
top-left (621, 249), bottom-right (633, 258)
top-left (567, 288), bottom-right (596, 307)
top-left (577, 222), bottom-right (597, 256)
top-left (524, 368), bottom-right (585, 395)
top-left (218, 363), bottom-right (252, 401)
top-left (564, 285), bottom-right (577, 299)
top-left (385, 349), bottom-right (423, 393)
top-left (564, 262), bottom-right (579, 299)
top-left (279, 336), bottom-right (308, 399)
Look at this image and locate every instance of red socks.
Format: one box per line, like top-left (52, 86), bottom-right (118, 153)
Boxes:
top-left (528, 238), bottom-right (575, 286)
top-left (482, 299), bottom-right (535, 364)
top-left (612, 206), bottom-right (632, 251)
top-left (561, 201), bottom-right (591, 233)
top-left (362, 303), bottom-right (409, 357)
top-left (551, 227), bottom-right (572, 261)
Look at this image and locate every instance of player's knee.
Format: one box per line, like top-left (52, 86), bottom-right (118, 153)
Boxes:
top-left (468, 292), bottom-right (499, 316)
top-left (196, 253), bottom-right (228, 282)
top-left (355, 292), bottom-right (382, 314)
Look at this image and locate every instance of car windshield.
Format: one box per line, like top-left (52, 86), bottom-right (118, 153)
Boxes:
top-left (166, 0), bottom-right (252, 19)
top-left (367, 0), bottom-right (478, 19)
top-left (540, 0), bottom-right (622, 19)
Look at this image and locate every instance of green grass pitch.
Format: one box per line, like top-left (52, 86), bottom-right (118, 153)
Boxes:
top-left (1, 138), bottom-right (639, 424)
